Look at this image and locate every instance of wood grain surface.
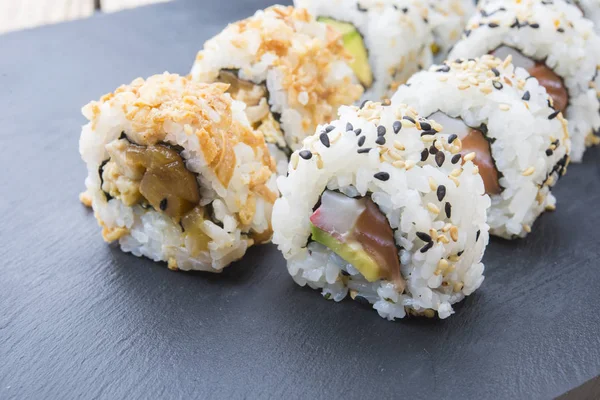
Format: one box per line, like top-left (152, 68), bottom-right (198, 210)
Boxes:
top-left (0, 0), bottom-right (598, 399)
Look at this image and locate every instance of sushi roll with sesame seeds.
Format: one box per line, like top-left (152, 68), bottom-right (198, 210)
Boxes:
top-left (190, 6), bottom-right (364, 175)
top-left (79, 73), bottom-right (278, 272)
top-left (427, 0), bottom-right (477, 59)
top-left (449, 0), bottom-right (600, 162)
top-left (294, 0), bottom-right (434, 100)
top-left (272, 101), bottom-right (490, 320)
top-left (392, 56), bottom-right (571, 239)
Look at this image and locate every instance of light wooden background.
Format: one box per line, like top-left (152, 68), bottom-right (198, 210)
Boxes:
top-left (0, 0), bottom-right (172, 34)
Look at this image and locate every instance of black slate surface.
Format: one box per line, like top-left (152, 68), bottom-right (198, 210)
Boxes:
top-left (1, 1), bottom-right (599, 399)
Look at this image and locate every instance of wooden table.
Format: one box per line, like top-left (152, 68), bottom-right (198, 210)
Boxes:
top-left (0, 0), bottom-right (170, 34)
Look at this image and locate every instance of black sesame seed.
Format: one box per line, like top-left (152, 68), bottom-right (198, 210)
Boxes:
top-left (429, 145), bottom-right (438, 155)
top-left (419, 121), bottom-right (432, 131)
top-left (401, 7), bottom-right (408, 13)
top-left (437, 185), bottom-right (446, 201)
top-left (325, 125), bottom-right (335, 133)
top-left (445, 202), bottom-right (452, 218)
top-left (476, 230), bottom-right (481, 241)
top-left (451, 154), bottom-right (461, 164)
top-left (357, 136), bottom-right (366, 147)
top-left (377, 125), bottom-right (387, 136)
top-left (357, 148), bottom-right (371, 154)
top-left (548, 110), bottom-right (560, 120)
top-left (510, 18), bottom-right (520, 28)
top-left (299, 150), bottom-right (312, 160)
top-left (416, 232), bottom-right (432, 242)
top-left (393, 121), bottom-right (402, 133)
top-left (448, 134), bottom-right (458, 144)
top-left (375, 136), bottom-right (386, 145)
top-left (557, 27), bottom-right (565, 33)
top-left (435, 151), bottom-right (445, 167)
top-left (319, 132), bottom-right (331, 147)
top-left (360, 99), bottom-right (369, 109)
top-left (357, 3), bottom-right (367, 12)
top-left (522, 91), bottom-right (531, 101)
top-left (160, 198), bottom-right (168, 211)
top-left (437, 65), bottom-right (451, 73)
top-left (374, 172), bottom-right (390, 181)
top-left (464, 29), bottom-right (471, 38)
top-left (457, 250), bottom-right (464, 256)
top-left (354, 128), bottom-right (362, 136)
top-left (546, 149), bottom-right (554, 156)
top-left (530, 23), bottom-right (540, 29)
top-left (493, 81), bottom-right (503, 90)
top-left (491, 68), bottom-right (500, 77)
top-left (420, 241), bottom-right (434, 253)
top-left (421, 149), bottom-right (429, 162)
top-left (403, 116), bottom-right (415, 124)
top-left (421, 130), bottom-right (437, 136)
top-left (346, 122), bottom-right (354, 131)
top-left (488, 22), bottom-right (499, 28)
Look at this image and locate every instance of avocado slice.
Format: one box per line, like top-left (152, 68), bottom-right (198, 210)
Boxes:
top-left (317, 17), bottom-right (373, 88)
top-left (311, 223), bottom-right (381, 282)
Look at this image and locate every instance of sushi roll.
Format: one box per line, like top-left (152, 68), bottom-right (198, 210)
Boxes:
top-left (79, 73), bottom-right (278, 272)
top-left (294, 0), bottom-right (434, 100)
top-left (190, 6), bottom-right (364, 174)
top-left (272, 101), bottom-right (490, 320)
top-left (392, 56), bottom-right (570, 239)
top-left (428, 0), bottom-right (477, 58)
top-left (449, 0), bottom-right (600, 162)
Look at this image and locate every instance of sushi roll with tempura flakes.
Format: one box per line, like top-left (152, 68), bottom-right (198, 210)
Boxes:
top-left (392, 56), bottom-right (571, 239)
top-left (294, 0), bottom-right (434, 100)
top-left (450, 0), bottom-right (600, 162)
top-left (79, 73), bottom-right (278, 272)
top-left (190, 6), bottom-right (364, 175)
top-left (272, 102), bottom-right (490, 320)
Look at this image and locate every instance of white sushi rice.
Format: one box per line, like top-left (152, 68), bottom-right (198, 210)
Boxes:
top-left (80, 73), bottom-right (278, 272)
top-left (449, 0), bottom-right (600, 162)
top-left (295, 0), bottom-right (434, 100)
top-left (428, 0), bottom-right (476, 59)
top-left (393, 56), bottom-right (571, 239)
top-left (190, 6), bottom-right (363, 174)
top-left (573, 0), bottom-right (600, 32)
top-left (272, 102), bottom-right (490, 320)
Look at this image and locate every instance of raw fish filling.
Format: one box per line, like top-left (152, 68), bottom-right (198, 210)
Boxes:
top-left (491, 46), bottom-right (568, 112)
top-left (309, 190), bottom-right (405, 291)
top-left (428, 112), bottom-right (502, 195)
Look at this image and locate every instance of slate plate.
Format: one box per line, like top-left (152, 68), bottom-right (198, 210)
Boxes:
top-left (1, 1), bottom-right (599, 399)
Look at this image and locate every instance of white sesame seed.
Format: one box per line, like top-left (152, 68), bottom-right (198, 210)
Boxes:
top-left (522, 166), bottom-right (535, 176)
top-left (427, 203), bottom-right (440, 214)
top-left (463, 152), bottom-right (476, 162)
